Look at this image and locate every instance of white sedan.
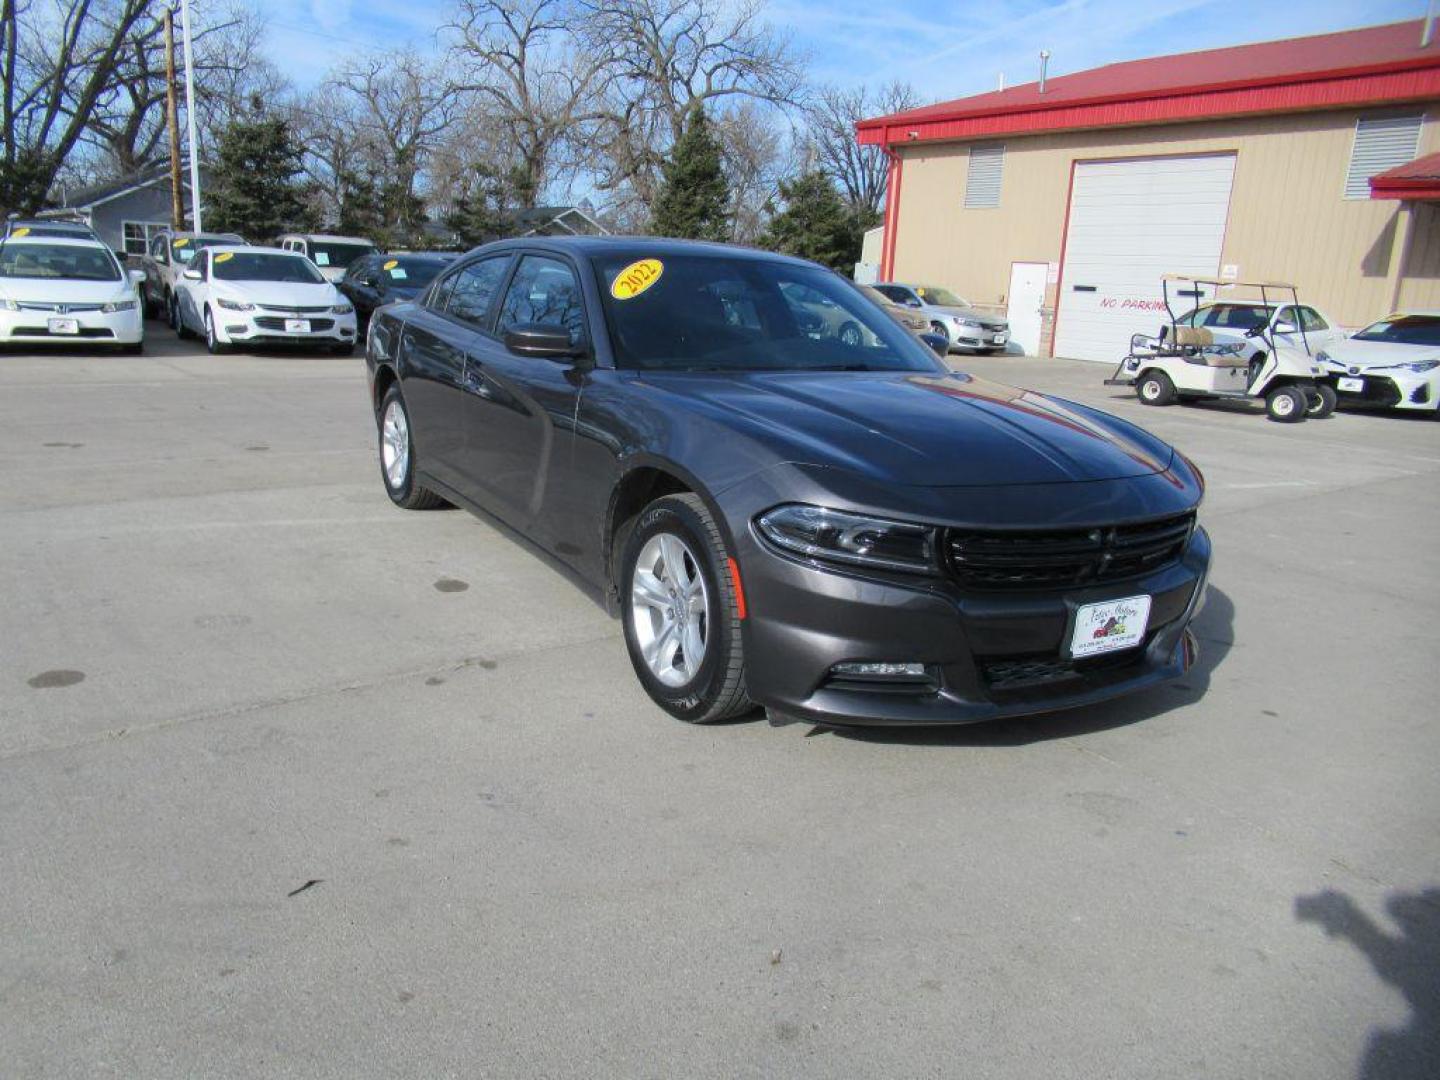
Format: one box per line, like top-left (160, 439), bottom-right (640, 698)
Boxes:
top-left (0, 234), bottom-right (144, 351)
top-left (1165, 300), bottom-right (1343, 361)
top-left (175, 245), bottom-right (357, 355)
top-left (1317, 312), bottom-right (1440, 415)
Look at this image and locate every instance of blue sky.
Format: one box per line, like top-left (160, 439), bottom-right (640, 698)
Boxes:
top-left (250, 0), bottom-right (1424, 103)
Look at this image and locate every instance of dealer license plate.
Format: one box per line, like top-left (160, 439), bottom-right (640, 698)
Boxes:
top-left (1070, 595), bottom-right (1152, 659)
top-left (47, 317), bottom-right (79, 335)
top-left (1337, 377), bottom-right (1364, 393)
top-left (992, 333), bottom-right (1007, 344)
top-left (285, 318), bottom-right (311, 333)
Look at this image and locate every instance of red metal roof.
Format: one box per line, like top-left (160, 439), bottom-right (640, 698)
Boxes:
top-left (1370, 150), bottom-right (1440, 199)
top-left (857, 20), bottom-right (1440, 146)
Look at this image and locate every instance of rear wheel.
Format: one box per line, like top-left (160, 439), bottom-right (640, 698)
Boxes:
top-left (1137, 370), bottom-right (1177, 406)
top-left (1265, 385), bottom-right (1308, 423)
top-left (620, 493), bottom-right (753, 724)
top-left (1307, 383), bottom-right (1337, 419)
top-left (378, 385), bottom-right (445, 510)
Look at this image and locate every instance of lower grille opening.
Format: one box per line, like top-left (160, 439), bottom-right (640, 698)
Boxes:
top-left (982, 642), bottom-right (1148, 692)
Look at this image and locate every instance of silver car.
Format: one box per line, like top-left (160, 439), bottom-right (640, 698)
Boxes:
top-left (874, 282), bottom-right (1010, 354)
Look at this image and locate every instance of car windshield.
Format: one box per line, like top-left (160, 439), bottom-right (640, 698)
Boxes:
top-left (594, 253), bottom-right (945, 374)
top-left (1351, 315), bottom-right (1440, 347)
top-left (0, 242), bottom-right (120, 281)
top-left (172, 236), bottom-right (236, 264)
top-left (1179, 303), bottom-right (1274, 330)
top-left (310, 242), bottom-right (376, 270)
top-left (915, 285), bottom-right (967, 307)
top-left (382, 259), bottom-right (443, 288)
top-left (213, 252), bottom-right (325, 284)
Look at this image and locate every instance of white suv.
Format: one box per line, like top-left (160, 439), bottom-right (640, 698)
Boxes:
top-left (141, 229), bottom-right (245, 326)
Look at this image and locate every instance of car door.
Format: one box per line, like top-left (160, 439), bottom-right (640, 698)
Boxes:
top-left (176, 250), bottom-right (209, 333)
top-left (339, 256), bottom-right (381, 324)
top-left (458, 253), bottom-right (588, 538)
top-left (144, 235), bottom-right (168, 307)
top-left (396, 260), bottom-right (502, 490)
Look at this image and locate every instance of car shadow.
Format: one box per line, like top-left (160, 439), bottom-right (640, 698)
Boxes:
top-left (1294, 885), bottom-right (1440, 1079)
top-left (792, 584), bottom-right (1234, 747)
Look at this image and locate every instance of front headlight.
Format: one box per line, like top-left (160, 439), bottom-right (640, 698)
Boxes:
top-left (1, 298), bottom-right (17, 311)
top-left (332, 303), bottom-right (354, 315)
top-left (756, 504), bottom-right (937, 574)
top-left (954, 317), bottom-right (980, 328)
top-left (101, 299), bottom-right (136, 313)
top-left (216, 298), bottom-right (255, 311)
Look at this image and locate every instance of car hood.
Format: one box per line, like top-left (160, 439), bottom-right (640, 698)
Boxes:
top-left (0, 278), bottom-right (133, 304)
top-left (926, 304), bottom-right (1002, 323)
top-left (213, 281), bottom-right (339, 307)
top-left (632, 370), bottom-right (1174, 487)
top-left (1321, 338), bottom-right (1440, 369)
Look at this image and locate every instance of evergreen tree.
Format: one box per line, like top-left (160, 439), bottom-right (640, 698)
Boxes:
top-left (337, 170), bottom-right (385, 238)
top-left (206, 116), bottom-right (315, 240)
top-left (445, 163), bottom-right (529, 247)
top-left (650, 107), bottom-right (730, 242)
top-left (760, 170), bottom-right (877, 273)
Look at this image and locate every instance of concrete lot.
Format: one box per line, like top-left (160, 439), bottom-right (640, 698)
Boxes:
top-left (2, 328), bottom-right (1437, 1079)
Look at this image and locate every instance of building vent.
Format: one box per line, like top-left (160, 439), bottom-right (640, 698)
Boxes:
top-left (1344, 115), bottom-right (1423, 199)
top-left (964, 143), bottom-right (1005, 208)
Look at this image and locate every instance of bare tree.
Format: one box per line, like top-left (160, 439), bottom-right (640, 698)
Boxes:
top-left (808, 81), bottom-right (921, 215)
top-left (714, 101), bottom-right (784, 244)
top-left (2, 0), bottom-right (157, 211)
top-left (448, 0), bottom-right (610, 206)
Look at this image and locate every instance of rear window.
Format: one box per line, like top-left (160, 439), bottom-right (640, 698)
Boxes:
top-left (1352, 315), bottom-right (1440, 347)
top-left (381, 258), bottom-right (444, 288)
top-left (593, 253), bottom-right (943, 374)
top-left (0, 242), bottom-right (120, 281)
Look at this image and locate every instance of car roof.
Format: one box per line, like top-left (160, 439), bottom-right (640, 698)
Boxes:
top-left (376, 251), bottom-right (457, 261)
top-left (283, 233), bottom-right (376, 244)
top-left (207, 245), bottom-right (300, 256)
top-left (0, 234), bottom-right (111, 250)
top-left (163, 230), bottom-right (245, 241)
top-left (459, 235), bottom-right (828, 271)
top-left (5, 221), bottom-right (97, 237)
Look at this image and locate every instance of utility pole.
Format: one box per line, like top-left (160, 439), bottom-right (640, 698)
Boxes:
top-left (180, 0), bottom-right (202, 231)
top-left (164, 8), bottom-right (184, 230)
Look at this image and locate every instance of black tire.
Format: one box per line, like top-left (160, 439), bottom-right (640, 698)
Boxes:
top-left (1136, 369), bottom-right (1178, 406)
top-left (330, 340), bottom-right (354, 357)
top-left (377, 384), bottom-right (445, 510)
top-left (1266, 385), bottom-right (1308, 423)
top-left (1307, 383), bottom-right (1338, 419)
top-left (619, 493), bottom-right (753, 724)
top-left (204, 308), bottom-right (227, 355)
top-left (118, 341), bottom-right (144, 356)
top-left (171, 295), bottom-right (192, 339)
top-left (928, 321), bottom-right (950, 347)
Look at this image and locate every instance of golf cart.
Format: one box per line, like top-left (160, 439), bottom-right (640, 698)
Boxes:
top-left (1105, 275), bottom-right (1335, 423)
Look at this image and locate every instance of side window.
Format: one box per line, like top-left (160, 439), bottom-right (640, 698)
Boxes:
top-left (1299, 307), bottom-right (1329, 331)
top-left (496, 255), bottom-right (585, 346)
top-left (445, 257), bottom-right (510, 327)
top-left (429, 270), bottom-right (459, 311)
top-left (1274, 306), bottom-right (1299, 331)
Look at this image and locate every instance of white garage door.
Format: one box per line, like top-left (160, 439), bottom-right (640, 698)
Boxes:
top-left (1054, 154), bottom-right (1236, 362)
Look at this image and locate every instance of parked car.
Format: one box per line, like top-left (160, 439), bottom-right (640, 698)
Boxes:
top-left (778, 280), bottom-right (876, 346)
top-left (276, 233), bottom-right (379, 282)
top-left (858, 283), bottom-right (930, 333)
top-left (365, 237), bottom-right (1211, 727)
top-left (873, 282), bottom-right (1010, 353)
top-left (4, 217), bottom-right (101, 242)
top-left (1317, 311), bottom-right (1440, 416)
top-left (338, 252), bottom-right (457, 334)
top-left (1164, 300), bottom-right (1343, 362)
top-left (173, 246), bottom-right (357, 355)
top-left (0, 233), bottom-right (145, 352)
top-left (140, 229), bottom-right (246, 325)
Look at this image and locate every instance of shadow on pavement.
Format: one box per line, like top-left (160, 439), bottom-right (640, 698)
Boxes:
top-left (1295, 886), bottom-right (1440, 1079)
top-left (803, 584), bottom-right (1234, 748)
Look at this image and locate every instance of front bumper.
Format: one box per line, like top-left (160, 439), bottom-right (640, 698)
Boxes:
top-left (215, 308), bottom-right (357, 347)
top-left (1324, 369), bottom-right (1437, 411)
top-left (722, 475), bottom-right (1211, 727)
top-left (0, 305), bottom-right (142, 345)
top-left (951, 324), bottom-right (1010, 350)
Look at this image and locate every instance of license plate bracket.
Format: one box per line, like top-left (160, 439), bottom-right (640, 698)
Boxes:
top-left (285, 318), bottom-right (311, 334)
top-left (1337, 376), bottom-right (1364, 393)
top-left (47, 317), bottom-right (79, 335)
top-left (1069, 595), bottom-right (1152, 659)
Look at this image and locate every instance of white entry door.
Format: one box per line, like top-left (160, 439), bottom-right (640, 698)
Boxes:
top-left (1006, 262), bottom-right (1048, 356)
top-left (1054, 154), bottom-right (1237, 362)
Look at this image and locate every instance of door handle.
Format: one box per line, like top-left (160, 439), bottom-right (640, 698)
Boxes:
top-left (463, 356), bottom-right (493, 399)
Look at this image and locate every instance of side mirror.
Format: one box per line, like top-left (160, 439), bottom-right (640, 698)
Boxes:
top-left (128, 268), bottom-right (146, 284)
top-left (504, 323), bottom-right (582, 360)
top-left (1273, 321), bottom-right (1297, 335)
top-left (183, 268), bottom-right (202, 281)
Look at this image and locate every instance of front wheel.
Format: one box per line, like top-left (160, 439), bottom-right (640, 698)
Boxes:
top-left (377, 385), bottom-right (446, 510)
top-left (928, 321), bottom-right (951, 347)
top-left (1307, 383), bottom-right (1338, 419)
top-left (620, 493), bottom-right (753, 724)
top-left (1137, 370), bottom-right (1178, 406)
top-left (1266, 385), bottom-right (1308, 423)
top-left (204, 308), bottom-right (227, 355)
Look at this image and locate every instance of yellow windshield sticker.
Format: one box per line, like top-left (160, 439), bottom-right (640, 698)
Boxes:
top-left (383, 259), bottom-right (399, 271)
top-left (12, 227), bottom-right (30, 238)
top-left (611, 258), bottom-right (664, 300)
top-left (215, 252), bottom-right (233, 263)
top-left (915, 287), bottom-right (926, 297)
top-left (173, 237), bottom-right (189, 247)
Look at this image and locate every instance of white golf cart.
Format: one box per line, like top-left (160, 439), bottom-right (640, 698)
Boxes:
top-left (1106, 275), bottom-right (1335, 423)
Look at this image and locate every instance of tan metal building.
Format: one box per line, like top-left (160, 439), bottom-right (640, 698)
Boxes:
top-left (857, 20), bottom-right (1440, 361)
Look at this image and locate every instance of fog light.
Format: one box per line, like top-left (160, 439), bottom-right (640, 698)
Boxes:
top-left (226, 324), bottom-right (247, 334)
top-left (831, 662), bottom-right (927, 678)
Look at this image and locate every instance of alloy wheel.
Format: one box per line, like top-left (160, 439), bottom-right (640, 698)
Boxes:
top-left (629, 532), bottom-right (709, 688)
top-left (381, 398), bottom-right (410, 489)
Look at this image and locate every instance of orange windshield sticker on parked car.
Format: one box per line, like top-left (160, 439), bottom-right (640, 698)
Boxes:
top-left (383, 259), bottom-right (399, 270)
top-left (611, 258), bottom-right (664, 300)
top-left (12, 227), bottom-right (30, 238)
top-left (215, 252), bottom-right (233, 263)
top-left (173, 238), bottom-right (189, 247)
